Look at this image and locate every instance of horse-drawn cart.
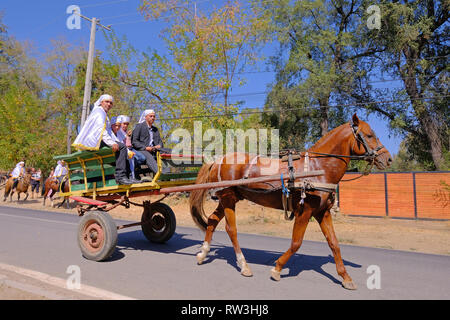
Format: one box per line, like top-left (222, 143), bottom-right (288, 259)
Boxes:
top-left (54, 148), bottom-right (325, 262)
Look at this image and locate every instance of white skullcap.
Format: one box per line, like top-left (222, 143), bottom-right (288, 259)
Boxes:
top-left (138, 109), bottom-right (156, 123)
top-left (118, 115), bottom-right (130, 123)
top-left (93, 94), bottom-right (114, 108)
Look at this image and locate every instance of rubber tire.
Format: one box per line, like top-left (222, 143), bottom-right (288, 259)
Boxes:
top-left (141, 202), bottom-right (176, 244)
top-left (77, 211), bottom-right (118, 262)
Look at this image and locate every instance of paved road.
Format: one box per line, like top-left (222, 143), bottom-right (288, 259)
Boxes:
top-left (0, 205), bottom-right (449, 300)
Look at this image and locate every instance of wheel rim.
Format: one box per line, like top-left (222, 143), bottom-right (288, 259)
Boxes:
top-left (82, 220), bottom-right (105, 253)
top-left (150, 213), bottom-right (166, 232)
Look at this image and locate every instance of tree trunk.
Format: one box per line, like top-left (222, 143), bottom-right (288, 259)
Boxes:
top-left (417, 108), bottom-right (444, 170)
top-left (402, 49), bottom-right (444, 170)
top-left (319, 99), bottom-right (329, 137)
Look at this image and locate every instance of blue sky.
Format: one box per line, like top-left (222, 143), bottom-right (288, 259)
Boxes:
top-left (1, 0), bottom-right (403, 155)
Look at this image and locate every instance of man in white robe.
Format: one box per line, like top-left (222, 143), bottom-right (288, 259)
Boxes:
top-left (10, 161), bottom-right (25, 190)
top-left (72, 94), bottom-right (136, 185)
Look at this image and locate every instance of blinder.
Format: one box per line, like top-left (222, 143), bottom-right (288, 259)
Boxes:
top-left (351, 124), bottom-right (384, 161)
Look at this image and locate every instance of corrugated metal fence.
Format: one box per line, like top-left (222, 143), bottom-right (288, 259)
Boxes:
top-left (337, 172), bottom-right (450, 220)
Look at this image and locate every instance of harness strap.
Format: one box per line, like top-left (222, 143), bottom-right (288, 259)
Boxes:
top-left (243, 155), bottom-right (261, 179)
top-left (216, 155), bottom-right (225, 182)
top-left (303, 152), bottom-right (309, 172)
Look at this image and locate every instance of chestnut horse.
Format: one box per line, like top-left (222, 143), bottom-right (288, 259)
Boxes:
top-left (189, 114), bottom-right (392, 290)
top-left (3, 169), bottom-right (32, 202)
top-left (43, 176), bottom-right (70, 208)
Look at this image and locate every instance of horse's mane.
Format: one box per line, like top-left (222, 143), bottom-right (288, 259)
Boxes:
top-left (308, 122), bottom-right (350, 152)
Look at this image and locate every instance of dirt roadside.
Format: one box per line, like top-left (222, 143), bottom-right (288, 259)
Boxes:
top-left (0, 193), bottom-right (449, 300)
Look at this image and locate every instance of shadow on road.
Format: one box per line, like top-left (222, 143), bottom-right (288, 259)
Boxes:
top-left (113, 230), bottom-right (361, 285)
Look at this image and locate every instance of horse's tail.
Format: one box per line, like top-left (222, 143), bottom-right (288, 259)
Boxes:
top-left (189, 162), bottom-right (214, 231)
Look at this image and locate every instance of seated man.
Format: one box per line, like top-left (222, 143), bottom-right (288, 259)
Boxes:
top-left (72, 94), bottom-right (136, 185)
top-left (132, 109), bottom-right (171, 176)
top-left (116, 115), bottom-right (146, 180)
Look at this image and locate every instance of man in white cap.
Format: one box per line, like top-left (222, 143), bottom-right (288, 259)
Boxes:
top-left (131, 109), bottom-right (168, 175)
top-left (9, 160), bottom-right (25, 191)
top-left (72, 94), bottom-right (134, 185)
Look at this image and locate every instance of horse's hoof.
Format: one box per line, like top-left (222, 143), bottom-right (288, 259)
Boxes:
top-left (342, 280), bottom-right (357, 290)
top-left (196, 253), bottom-right (205, 265)
top-left (270, 267), bottom-right (281, 281)
top-left (241, 267), bottom-right (253, 277)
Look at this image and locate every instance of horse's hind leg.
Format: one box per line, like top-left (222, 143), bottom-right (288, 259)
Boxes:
top-left (221, 191), bottom-right (252, 277)
top-left (271, 205), bottom-right (310, 281)
top-left (316, 210), bottom-right (357, 290)
top-left (57, 197), bottom-right (69, 209)
top-left (196, 203), bottom-right (225, 265)
top-left (66, 197), bottom-right (70, 209)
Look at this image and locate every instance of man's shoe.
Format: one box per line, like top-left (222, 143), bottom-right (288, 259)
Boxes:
top-left (115, 177), bottom-right (134, 185)
top-left (129, 178), bottom-right (143, 184)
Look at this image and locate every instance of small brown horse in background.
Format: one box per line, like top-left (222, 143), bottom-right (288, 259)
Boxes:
top-left (3, 169), bottom-right (32, 202)
top-left (189, 114), bottom-right (392, 290)
top-left (43, 176), bottom-right (70, 208)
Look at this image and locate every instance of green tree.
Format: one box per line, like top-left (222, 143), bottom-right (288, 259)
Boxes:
top-left (362, 0), bottom-right (449, 170)
top-left (260, 0), bottom-right (375, 150)
top-left (135, 0), bottom-right (270, 133)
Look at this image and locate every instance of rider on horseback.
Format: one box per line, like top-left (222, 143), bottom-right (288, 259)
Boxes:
top-left (52, 160), bottom-right (68, 188)
top-left (9, 161), bottom-right (25, 191)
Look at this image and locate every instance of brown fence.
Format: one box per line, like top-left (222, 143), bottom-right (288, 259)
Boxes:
top-left (337, 172), bottom-right (450, 220)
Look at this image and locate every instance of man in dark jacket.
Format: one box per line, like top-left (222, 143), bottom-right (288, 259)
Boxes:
top-left (132, 109), bottom-right (170, 175)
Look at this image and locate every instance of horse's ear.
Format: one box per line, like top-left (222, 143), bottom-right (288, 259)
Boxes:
top-left (352, 113), bottom-right (360, 126)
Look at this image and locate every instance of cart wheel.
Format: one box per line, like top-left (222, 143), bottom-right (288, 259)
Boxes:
top-left (77, 211), bottom-right (118, 261)
top-left (141, 202), bottom-right (176, 244)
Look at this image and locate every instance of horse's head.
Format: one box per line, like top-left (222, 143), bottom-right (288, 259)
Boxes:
top-left (350, 114), bottom-right (392, 170)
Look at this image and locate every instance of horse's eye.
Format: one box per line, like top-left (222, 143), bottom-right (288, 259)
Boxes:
top-left (367, 135), bottom-right (373, 138)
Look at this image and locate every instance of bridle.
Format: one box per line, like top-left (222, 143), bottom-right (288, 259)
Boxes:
top-left (302, 123), bottom-right (386, 162)
top-left (350, 123), bottom-right (385, 162)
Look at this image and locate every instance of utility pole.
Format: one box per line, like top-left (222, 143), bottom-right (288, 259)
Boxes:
top-left (67, 119), bottom-right (72, 155)
top-left (74, 11), bottom-right (111, 128)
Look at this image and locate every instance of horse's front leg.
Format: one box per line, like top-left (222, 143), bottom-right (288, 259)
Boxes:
top-left (271, 204), bottom-right (311, 281)
top-left (316, 210), bottom-right (357, 290)
top-left (23, 192), bottom-right (29, 201)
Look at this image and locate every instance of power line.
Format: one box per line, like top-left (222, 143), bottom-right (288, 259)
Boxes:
top-left (156, 95), bottom-right (450, 121)
top-left (79, 0), bottom-right (130, 9)
top-left (120, 74), bottom-right (446, 106)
